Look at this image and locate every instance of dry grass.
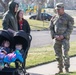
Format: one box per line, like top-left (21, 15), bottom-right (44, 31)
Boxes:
top-left (26, 42), bottom-right (76, 68)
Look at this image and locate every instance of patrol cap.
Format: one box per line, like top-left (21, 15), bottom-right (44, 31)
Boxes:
top-left (55, 3), bottom-right (64, 10)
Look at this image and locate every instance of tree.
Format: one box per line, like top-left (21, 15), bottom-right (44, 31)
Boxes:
top-left (36, 0), bottom-right (46, 20)
top-left (0, 0), bottom-right (24, 12)
top-left (0, 0), bottom-right (11, 12)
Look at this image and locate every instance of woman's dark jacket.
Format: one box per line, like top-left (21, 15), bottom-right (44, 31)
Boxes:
top-left (18, 19), bottom-right (31, 35)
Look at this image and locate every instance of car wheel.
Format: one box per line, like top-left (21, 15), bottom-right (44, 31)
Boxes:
top-left (46, 19), bottom-right (49, 21)
top-left (30, 17), bottom-right (35, 20)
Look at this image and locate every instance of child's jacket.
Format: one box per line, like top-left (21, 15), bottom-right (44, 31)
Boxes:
top-left (4, 49), bottom-right (23, 64)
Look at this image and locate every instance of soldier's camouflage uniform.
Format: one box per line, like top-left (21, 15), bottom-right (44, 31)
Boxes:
top-left (50, 13), bottom-right (74, 70)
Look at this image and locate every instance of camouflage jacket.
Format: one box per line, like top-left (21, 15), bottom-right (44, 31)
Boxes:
top-left (50, 13), bottom-right (74, 39)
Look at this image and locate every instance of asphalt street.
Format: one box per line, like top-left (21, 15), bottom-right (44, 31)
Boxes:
top-left (30, 28), bottom-right (76, 48)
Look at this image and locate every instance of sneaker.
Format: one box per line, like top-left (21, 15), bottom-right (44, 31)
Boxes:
top-left (4, 64), bottom-right (10, 68)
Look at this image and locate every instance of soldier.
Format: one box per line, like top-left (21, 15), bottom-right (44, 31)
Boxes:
top-left (50, 3), bottom-right (74, 74)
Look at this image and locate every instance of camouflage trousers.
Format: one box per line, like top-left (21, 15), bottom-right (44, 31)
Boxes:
top-left (54, 39), bottom-right (70, 69)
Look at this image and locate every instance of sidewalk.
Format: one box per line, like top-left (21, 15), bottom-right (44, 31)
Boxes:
top-left (27, 57), bottom-right (76, 75)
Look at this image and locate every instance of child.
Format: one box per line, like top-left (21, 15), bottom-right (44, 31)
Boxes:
top-left (0, 40), bottom-right (10, 53)
top-left (0, 40), bottom-right (10, 70)
top-left (4, 43), bottom-right (23, 67)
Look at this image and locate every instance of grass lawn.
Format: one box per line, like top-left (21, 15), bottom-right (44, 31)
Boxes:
top-left (27, 19), bottom-right (49, 30)
top-left (26, 45), bottom-right (55, 68)
top-left (26, 42), bottom-right (76, 68)
top-left (0, 19), bottom-right (49, 30)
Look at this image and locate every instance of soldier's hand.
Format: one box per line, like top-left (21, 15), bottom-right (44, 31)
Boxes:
top-left (59, 35), bottom-right (64, 40)
top-left (55, 35), bottom-right (61, 40)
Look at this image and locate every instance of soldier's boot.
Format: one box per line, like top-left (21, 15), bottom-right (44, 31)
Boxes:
top-left (58, 68), bottom-right (63, 73)
top-left (58, 63), bottom-right (63, 73)
top-left (55, 68), bottom-right (63, 75)
top-left (65, 68), bottom-right (69, 73)
top-left (56, 57), bottom-right (63, 74)
top-left (64, 56), bottom-right (70, 73)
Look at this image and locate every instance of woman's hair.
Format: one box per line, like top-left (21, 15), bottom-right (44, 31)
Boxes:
top-left (17, 10), bottom-right (22, 21)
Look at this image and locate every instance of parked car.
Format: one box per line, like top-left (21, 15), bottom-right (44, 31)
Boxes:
top-left (29, 13), bottom-right (52, 21)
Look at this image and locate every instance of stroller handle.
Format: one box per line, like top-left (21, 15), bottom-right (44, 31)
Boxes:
top-left (29, 35), bottom-right (32, 41)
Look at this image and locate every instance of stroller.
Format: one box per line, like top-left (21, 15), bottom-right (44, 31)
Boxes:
top-left (0, 30), bottom-right (32, 75)
top-left (0, 30), bottom-right (14, 74)
top-left (14, 30), bottom-right (32, 75)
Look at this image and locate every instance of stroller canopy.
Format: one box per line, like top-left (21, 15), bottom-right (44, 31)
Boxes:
top-left (0, 30), bottom-right (14, 48)
top-left (14, 30), bottom-right (30, 50)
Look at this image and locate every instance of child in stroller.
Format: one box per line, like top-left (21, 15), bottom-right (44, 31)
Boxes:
top-left (0, 30), bottom-right (32, 75)
top-left (0, 40), bottom-right (10, 70)
top-left (4, 43), bottom-right (23, 67)
top-left (13, 30), bottom-right (32, 75)
top-left (0, 30), bottom-right (13, 70)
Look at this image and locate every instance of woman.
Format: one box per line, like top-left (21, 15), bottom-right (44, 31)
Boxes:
top-left (17, 10), bottom-right (31, 35)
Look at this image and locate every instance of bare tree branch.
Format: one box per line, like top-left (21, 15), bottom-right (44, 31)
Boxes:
top-left (0, 0), bottom-right (11, 12)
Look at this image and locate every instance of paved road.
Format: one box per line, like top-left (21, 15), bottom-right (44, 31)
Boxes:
top-left (30, 30), bottom-right (52, 48)
top-left (30, 28), bottom-right (76, 48)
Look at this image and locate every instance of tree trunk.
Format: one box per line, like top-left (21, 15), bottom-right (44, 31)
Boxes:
top-left (36, 4), bottom-right (42, 20)
top-left (0, 0), bottom-right (7, 12)
top-left (36, 0), bottom-right (45, 20)
top-left (0, 0), bottom-right (11, 12)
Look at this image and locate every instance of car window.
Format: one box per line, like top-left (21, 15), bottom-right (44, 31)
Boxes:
top-left (41, 13), bottom-right (46, 16)
top-left (44, 13), bottom-right (48, 16)
top-left (41, 13), bottom-right (50, 17)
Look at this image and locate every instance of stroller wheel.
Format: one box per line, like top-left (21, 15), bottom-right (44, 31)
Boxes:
top-left (22, 69), bottom-right (30, 75)
top-left (25, 72), bottom-right (30, 75)
top-left (18, 68), bottom-right (30, 75)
